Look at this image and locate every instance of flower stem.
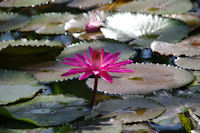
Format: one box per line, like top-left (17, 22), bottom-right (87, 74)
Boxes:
top-left (90, 75), bottom-right (98, 108)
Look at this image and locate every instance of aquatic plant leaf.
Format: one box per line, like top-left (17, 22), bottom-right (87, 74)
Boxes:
top-left (67, 0), bottom-right (112, 9)
top-left (51, 0), bottom-right (71, 4)
top-left (0, 0), bottom-right (50, 7)
top-left (19, 12), bottom-right (75, 34)
top-left (57, 40), bottom-right (136, 61)
top-left (0, 95), bottom-right (89, 126)
top-left (174, 56), bottom-right (200, 70)
top-left (87, 63), bottom-right (194, 95)
top-left (116, 0), bottom-right (193, 15)
top-left (23, 61), bottom-right (79, 82)
top-left (93, 96), bottom-right (165, 123)
top-left (122, 123), bottom-right (156, 133)
top-left (0, 129), bottom-right (45, 133)
top-left (72, 31), bottom-right (103, 41)
top-left (0, 39), bottom-right (64, 56)
top-left (0, 12), bottom-right (30, 32)
top-left (101, 12), bottom-right (189, 48)
top-left (0, 70), bottom-right (42, 105)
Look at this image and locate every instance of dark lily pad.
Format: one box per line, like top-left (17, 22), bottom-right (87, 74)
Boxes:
top-left (0, 12), bottom-right (30, 32)
top-left (19, 12), bottom-right (75, 34)
top-left (0, 95), bottom-right (89, 126)
top-left (87, 63), bottom-right (194, 95)
top-left (0, 0), bottom-right (50, 7)
top-left (51, 0), bottom-right (71, 4)
top-left (101, 12), bottom-right (189, 48)
top-left (174, 56), bottom-right (200, 70)
top-left (116, 0), bottom-right (193, 15)
top-left (0, 70), bottom-right (42, 105)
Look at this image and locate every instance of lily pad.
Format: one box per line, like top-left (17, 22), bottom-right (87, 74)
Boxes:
top-left (0, 12), bottom-right (30, 32)
top-left (51, 0), bottom-right (71, 4)
top-left (57, 40), bottom-right (136, 61)
top-left (19, 12), bottom-right (75, 34)
top-left (87, 63), bottom-right (194, 95)
top-left (93, 96), bottom-right (165, 123)
top-left (0, 70), bottom-right (42, 105)
top-left (174, 56), bottom-right (200, 70)
top-left (0, 95), bottom-right (89, 126)
top-left (101, 12), bottom-right (189, 48)
top-left (116, 0), bottom-right (193, 15)
top-left (0, 0), bottom-right (50, 7)
top-left (122, 123), bottom-right (156, 133)
top-left (0, 39), bottom-right (64, 56)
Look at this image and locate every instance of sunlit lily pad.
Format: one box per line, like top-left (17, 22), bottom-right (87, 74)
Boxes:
top-left (0, 95), bottom-right (89, 126)
top-left (0, 70), bottom-right (42, 105)
top-left (0, 12), bottom-right (30, 32)
top-left (174, 56), bottom-right (200, 70)
top-left (101, 12), bottom-right (189, 48)
top-left (151, 34), bottom-right (200, 56)
top-left (150, 96), bottom-right (200, 126)
top-left (0, 0), bottom-right (50, 7)
top-left (67, 0), bottom-right (112, 9)
top-left (0, 39), bottom-right (64, 56)
top-left (57, 40), bottom-right (136, 61)
top-left (19, 12), bottom-right (75, 34)
top-left (116, 0), bottom-right (193, 15)
top-left (122, 123), bottom-right (156, 133)
top-left (93, 96), bottom-right (165, 123)
top-left (87, 63), bottom-right (194, 95)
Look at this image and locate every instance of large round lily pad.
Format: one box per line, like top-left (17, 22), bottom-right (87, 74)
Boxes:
top-left (87, 63), bottom-right (194, 95)
top-left (0, 0), bottom-right (50, 7)
top-left (174, 56), bottom-right (200, 70)
top-left (116, 0), bottom-right (193, 15)
top-left (0, 95), bottom-right (89, 126)
top-left (57, 40), bottom-right (136, 61)
top-left (19, 12), bottom-right (75, 34)
top-left (0, 12), bottom-right (30, 32)
top-left (0, 70), bottom-right (42, 105)
top-left (0, 39), bottom-right (64, 56)
top-left (93, 96), bottom-right (165, 123)
top-left (101, 12), bottom-right (189, 48)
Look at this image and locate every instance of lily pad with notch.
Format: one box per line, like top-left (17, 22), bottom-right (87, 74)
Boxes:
top-left (174, 56), bottom-right (200, 70)
top-left (0, 0), bottom-right (51, 7)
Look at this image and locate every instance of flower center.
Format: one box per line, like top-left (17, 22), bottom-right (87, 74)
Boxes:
top-left (92, 49), bottom-right (102, 69)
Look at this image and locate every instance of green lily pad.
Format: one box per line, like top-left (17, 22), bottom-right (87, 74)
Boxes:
top-left (0, 12), bottom-right (30, 32)
top-left (174, 56), bottom-right (200, 70)
top-left (0, 95), bottom-right (89, 126)
top-left (57, 40), bottom-right (136, 61)
top-left (87, 63), bottom-right (194, 95)
top-left (101, 12), bottom-right (189, 48)
top-left (0, 70), bottom-right (42, 105)
top-left (0, 39), bottom-right (64, 56)
top-left (19, 12), bottom-right (75, 34)
top-left (116, 0), bottom-right (193, 15)
top-left (0, 0), bottom-right (50, 7)
top-left (93, 96), bottom-right (165, 123)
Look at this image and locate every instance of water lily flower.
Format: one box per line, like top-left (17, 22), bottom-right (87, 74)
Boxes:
top-left (61, 46), bottom-right (133, 107)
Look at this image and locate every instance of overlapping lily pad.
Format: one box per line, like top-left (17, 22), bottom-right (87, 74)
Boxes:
top-left (19, 12), bottom-right (75, 34)
top-left (93, 96), bottom-right (165, 123)
top-left (0, 39), bottom-right (64, 56)
top-left (57, 40), bottom-right (136, 61)
top-left (116, 0), bottom-right (193, 15)
top-left (174, 56), bottom-right (200, 70)
top-left (0, 12), bottom-right (30, 32)
top-left (87, 63), bottom-right (194, 95)
top-left (122, 123), bottom-right (156, 133)
top-left (0, 95), bottom-right (89, 126)
top-left (0, 0), bottom-right (50, 7)
top-left (151, 34), bottom-right (200, 56)
top-left (0, 70), bottom-right (42, 105)
top-left (101, 12), bottom-right (189, 48)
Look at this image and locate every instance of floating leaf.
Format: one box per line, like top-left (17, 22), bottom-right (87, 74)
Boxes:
top-left (0, 70), bottom-right (42, 105)
top-left (93, 96), bottom-right (165, 123)
top-left (174, 56), bottom-right (200, 70)
top-left (57, 40), bottom-right (136, 61)
top-left (0, 95), bottom-right (89, 126)
top-left (0, 0), bottom-right (50, 7)
top-left (0, 39), bottom-right (64, 56)
top-left (0, 12), bottom-right (30, 32)
top-left (101, 12), bottom-right (189, 48)
top-left (116, 0), bottom-right (193, 15)
top-left (87, 63), bottom-right (194, 95)
top-left (72, 31), bottom-right (104, 40)
top-left (19, 12), bottom-right (75, 34)
top-left (51, 0), bottom-right (71, 4)
top-left (122, 123), bottom-right (156, 133)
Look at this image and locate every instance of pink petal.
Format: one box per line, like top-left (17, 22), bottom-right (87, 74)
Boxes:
top-left (88, 46), bottom-right (93, 60)
top-left (79, 71), bottom-right (93, 80)
top-left (102, 52), bottom-right (121, 67)
top-left (61, 61), bottom-right (82, 67)
top-left (101, 48), bottom-right (104, 58)
top-left (61, 68), bottom-right (88, 76)
top-left (83, 50), bottom-right (92, 65)
top-left (64, 57), bottom-right (79, 64)
top-left (99, 71), bottom-right (112, 83)
top-left (108, 60), bottom-right (133, 67)
top-left (73, 55), bottom-right (88, 67)
top-left (75, 54), bottom-right (85, 62)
